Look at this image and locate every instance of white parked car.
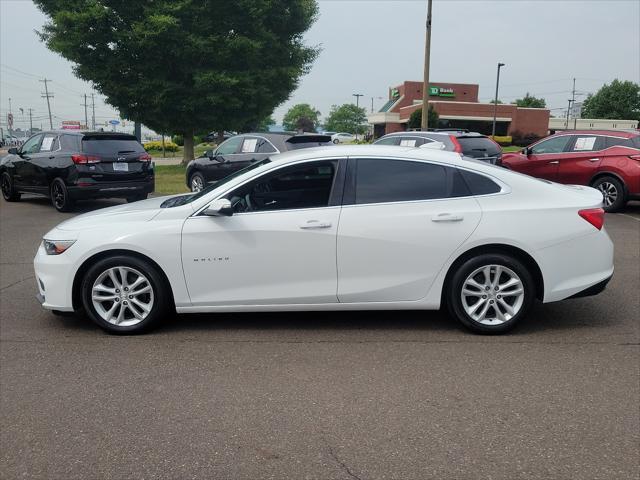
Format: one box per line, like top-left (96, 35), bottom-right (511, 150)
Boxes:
top-left (331, 132), bottom-right (356, 144)
top-left (34, 146), bottom-right (613, 335)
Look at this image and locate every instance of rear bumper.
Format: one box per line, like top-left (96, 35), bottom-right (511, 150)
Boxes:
top-left (68, 180), bottom-right (154, 200)
top-left (567, 274), bottom-right (612, 299)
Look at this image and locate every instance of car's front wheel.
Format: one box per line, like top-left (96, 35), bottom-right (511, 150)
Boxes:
top-left (80, 255), bottom-right (171, 334)
top-left (446, 253), bottom-right (535, 334)
top-left (190, 172), bottom-right (205, 192)
top-left (592, 176), bottom-right (626, 213)
top-left (1, 172), bottom-right (21, 202)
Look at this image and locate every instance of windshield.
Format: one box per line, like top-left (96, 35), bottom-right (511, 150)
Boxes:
top-left (160, 158), bottom-right (272, 208)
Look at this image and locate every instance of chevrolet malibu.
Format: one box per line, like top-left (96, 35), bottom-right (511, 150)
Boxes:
top-left (34, 146), bottom-right (614, 335)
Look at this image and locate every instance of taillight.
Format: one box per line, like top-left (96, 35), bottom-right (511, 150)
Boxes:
top-left (72, 154), bottom-right (100, 164)
top-left (449, 135), bottom-right (462, 153)
top-left (139, 153), bottom-right (152, 162)
top-left (579, 208), bottom-right (605, 230)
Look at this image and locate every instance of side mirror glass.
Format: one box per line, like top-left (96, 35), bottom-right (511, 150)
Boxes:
top-left (8, 147), bottom-right (18, 155)
top-left (203, 198), bottom-right (233, 217)
top-left (205, 149), bottom-right (215, 159)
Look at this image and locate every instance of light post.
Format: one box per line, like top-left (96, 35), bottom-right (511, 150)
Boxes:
top-left (421, 0), bottom-right (433, 131)
top-left (352, 93), bottom-right (364, 139)
top-left (491, 62), bottom-right (505, 137)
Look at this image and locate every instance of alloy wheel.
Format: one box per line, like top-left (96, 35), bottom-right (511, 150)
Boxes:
top-left (460, 264), bottom-right (525, 325)
top-left (597, 182), bottom-right (618, 207)
top-left (52, 182), bottom-right (65, 209)
top-left (191, 175), bottom-right (204, 192)
top-left (91, 266), bottom-right (154, 327)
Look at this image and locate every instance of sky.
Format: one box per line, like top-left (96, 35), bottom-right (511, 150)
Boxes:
top-left (1, 0), bottom-right (639, 135)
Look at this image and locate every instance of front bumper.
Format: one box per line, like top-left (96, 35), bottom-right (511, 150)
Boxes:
top-left (33, 243), bottom-right (76, 312)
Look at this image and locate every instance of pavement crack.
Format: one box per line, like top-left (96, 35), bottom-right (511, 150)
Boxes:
top-left (325, 440), bottom-right (362, 480)
top-left (0, 275), bottom-right (34, 292)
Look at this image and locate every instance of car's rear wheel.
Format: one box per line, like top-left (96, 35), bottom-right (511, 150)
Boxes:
top-left (50, 178), bottom-right (75, 212)
top-left (80, 255), bottom-right (170, 334)
top-left (190, 172), bottom-right (205, 192)
top-left (126, 193), bottom-right (148, 203)
top-left (1, 172), bottom-right (20, 202)
top-left (592, 176), bottom-right (626, 213)
top-left (446, 253), bottom-right (535, 334)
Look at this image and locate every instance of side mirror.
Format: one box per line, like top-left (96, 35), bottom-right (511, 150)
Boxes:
top-left (8, 147), bottom-right (18, 155)
top-left (522, 147), bottom-right (531, 156)
top-left (205, 149), bottom-right (215, 159)
top-left (203, 198), bottom-right (233, 217)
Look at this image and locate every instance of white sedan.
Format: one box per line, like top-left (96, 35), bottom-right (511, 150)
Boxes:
top-left (331, 133), bottom-right (356, 144)
top-left (34, 145), bottom-right (613, 334)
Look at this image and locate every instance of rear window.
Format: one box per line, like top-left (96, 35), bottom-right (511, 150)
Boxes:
top-left (459, 170), bottom-right (502, 195)
top-left (457, 137), bottom-right (501, 157)
top-left (82, 135), bottom-right (144, 154)
top-left (286, 136), bottom-right (334, 151)
top-left (605, 136), bottom-right (640, 149)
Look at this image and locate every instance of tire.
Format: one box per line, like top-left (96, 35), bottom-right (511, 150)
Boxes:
top-left (592, 176), bottom-right (626, 213)
top-left (1, 171), bottom-right (21, 202)
top-left (332, 139), bottom-right (339, 144)
top-left (127, 193), bottom-right (148, 203)
top-left (80, 255), bottom-right (171, 334)
top-left (189, 171), bottom-right (205, 192)
top-left (50, 178), bottom-right (75, 212)
top-left (446, 253), bottom-right (535, 334)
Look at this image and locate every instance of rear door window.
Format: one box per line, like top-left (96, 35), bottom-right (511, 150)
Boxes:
top-left (355, 159), bottom-right (449, 204)
top-left (459, 170), bottom-right (502, 195)
top-left (569, 135), bottom-right (606, 152)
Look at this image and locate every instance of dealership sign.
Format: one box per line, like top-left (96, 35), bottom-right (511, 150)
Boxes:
top-left (61, 120), bottom-right (81, 130)
top-left (429, 86), bottom-right (455, 97)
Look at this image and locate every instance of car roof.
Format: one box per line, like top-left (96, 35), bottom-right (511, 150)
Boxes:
top-left (229, 132), bottom-right (332, 151)
top-left (382, 130), bottom-right (487, 138)
top-left (31, 130), bottom-right (137, 138)
top-left (550, 130), bottom-right (638, 138)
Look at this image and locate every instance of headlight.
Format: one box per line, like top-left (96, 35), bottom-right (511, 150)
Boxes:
top-left (42, 239), bottom-right (76, 255)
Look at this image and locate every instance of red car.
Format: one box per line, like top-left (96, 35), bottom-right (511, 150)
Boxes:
top-left (502, 130), bottom-right (640, 212)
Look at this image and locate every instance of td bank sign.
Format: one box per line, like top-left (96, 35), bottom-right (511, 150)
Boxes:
top-left (429, 86), bottom-right (455, 97)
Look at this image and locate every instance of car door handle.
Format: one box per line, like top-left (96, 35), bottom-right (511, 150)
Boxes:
top-left (432, 213), bottom-right (464, 223)
top-left (589, 158), bottom-right (600, 162)
top-left (49, 156), bottom-right (55, 159)
top-left (548, 161), bottom-right (559, 164)
top-left (299, 220), bottom-right (332, 229)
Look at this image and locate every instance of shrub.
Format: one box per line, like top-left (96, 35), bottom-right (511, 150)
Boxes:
top-left (143, 140), bottom-right (179, 152)
top-left (510, 130), bottom-right (541, 147)
top-left (490, 135), bottom-right (512, 146)
top-left (171, 134), bottom-right (184, 146)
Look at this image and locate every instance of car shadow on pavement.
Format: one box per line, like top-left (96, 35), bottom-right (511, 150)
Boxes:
top-left (12, 194), bottom-right (125, 213)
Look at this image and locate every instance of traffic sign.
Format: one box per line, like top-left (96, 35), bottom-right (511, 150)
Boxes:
top-left (109, 120), bottom-right (120, 125)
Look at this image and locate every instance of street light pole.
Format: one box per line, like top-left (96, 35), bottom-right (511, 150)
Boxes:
top-left (352, 93), bottom-right (364, 139)
top-left (491, 62), bottom-right (505, 137)
top-left (421, 0), bottom-right (433, 131)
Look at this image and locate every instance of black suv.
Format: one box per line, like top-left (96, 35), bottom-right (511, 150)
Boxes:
top-left (374, 130), bottom-right (503, 165)
top-left (186, 132), bottom-right (333, 191)
top-left (1, 131), bottom-right (154, 211)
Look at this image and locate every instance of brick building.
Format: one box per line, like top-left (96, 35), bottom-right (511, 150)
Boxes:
top-left (368, 80), bottom-right (550, 139)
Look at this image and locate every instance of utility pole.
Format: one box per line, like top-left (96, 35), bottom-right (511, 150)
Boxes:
top-left (565, 99), bottom-right (573, 130)
top-left (90, 93), bottom-right (96, 130)
top-left (8, 97), bottom-right (12, 137)
top-left (28, 108), bottom-right (33, 135)
top-left (82, 94), bottom-right (89, 129)
top-left (571, 78), bottom-right (577, 130)
top-left (491, 62), bottom-right (505, 137)
top-left (40, 79), bottom-right (54, 129)
top-left (421, 0), bottom-right (433, 131)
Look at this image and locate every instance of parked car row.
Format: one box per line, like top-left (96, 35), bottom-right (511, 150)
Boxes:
top-left (2, 128), bottom-right (639, 213)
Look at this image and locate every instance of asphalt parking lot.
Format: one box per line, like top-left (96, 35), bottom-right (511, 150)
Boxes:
top-left (1, 196), bottom-right (638, 480)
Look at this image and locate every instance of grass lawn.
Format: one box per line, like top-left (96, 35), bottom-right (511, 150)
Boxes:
top-left (148, 143), bottom-right (213, 159)
top-left (154, 164), bottom-right (189, 195)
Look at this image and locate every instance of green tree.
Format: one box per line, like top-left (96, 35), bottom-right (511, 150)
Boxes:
top-left (34, 0), bottom-right (319, 164)
top-left (282, 103), bottom-right (320, 132)
top-left (515, 92), bottom-right (546, 108)
top-left (324, 104), bottom-right (367, 134)
top-left (489, 99), bottom-right (503, 104)
top-left (408, 106), bottom-right (439, 129)
top-left (256, 116), bottom-right (276, 132)
top-left (581, 79), bottom-right (640, 120)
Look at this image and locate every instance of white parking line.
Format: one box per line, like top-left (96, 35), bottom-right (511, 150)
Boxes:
top-left (614, 213), bottom-right (640, 222)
